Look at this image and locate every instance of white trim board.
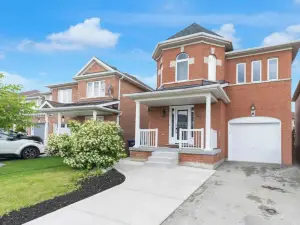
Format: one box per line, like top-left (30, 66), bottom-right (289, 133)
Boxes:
top-left (227, 78), bottom-right (291, 87)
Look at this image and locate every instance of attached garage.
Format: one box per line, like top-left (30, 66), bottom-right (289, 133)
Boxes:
top-left (228, 117), bottom-right (281, 164)
top-left (32, 123), bottom-right (45, 141)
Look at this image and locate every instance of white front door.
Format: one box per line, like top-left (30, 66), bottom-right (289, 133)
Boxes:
top-left (169, 105), bottom-right (194, 144)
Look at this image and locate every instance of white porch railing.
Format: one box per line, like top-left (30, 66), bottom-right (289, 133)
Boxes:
top-left (139, 129), bottom-right (158, 147)
top-left (211, 129), bottom-right (218, 149)
top-left (179, 128), bottom-right (218, 149)
top-left (179, 128), bottom-right (204, 149)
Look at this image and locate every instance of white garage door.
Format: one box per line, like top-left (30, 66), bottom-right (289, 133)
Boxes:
top-left (228, 117), bottom-right (281, 164)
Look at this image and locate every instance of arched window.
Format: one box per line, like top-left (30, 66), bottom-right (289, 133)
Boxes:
top-left (208, 55), bottom-right (217, 81)
top-left (176, 53), bottom-right (189, 81)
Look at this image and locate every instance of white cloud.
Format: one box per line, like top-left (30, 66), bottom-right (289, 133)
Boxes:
top-left (0, 71), bottom-right (47, 91)
top-left (18, 18), bottom-right (120, 52)
top-left (135, 74), bottom-right (157, 89)
top-left (214, 24), bottom-right (241, 49)
top-left (0, 53), bottom-right (5, 60)
top-left (262, 24), bottom-right (300, 46)
top-left (295, 0), bottom-right (300, 4)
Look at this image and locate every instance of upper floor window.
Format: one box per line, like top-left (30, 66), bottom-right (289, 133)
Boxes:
top-left (236, 63), bottom-right (246, 83)
top-left (208, 55), bottom-right (217, 81)
top-left (268, 58), bottom-right (278, 80)
top-left (87, 81), bottom-right (106, 98)
top-left (176, 53), bottom-right (189, 81)
top-left (58, 89), bottom-right (72, 103)
top-left (251, 60), bottom-right (261, 82)
top-left (44, 95), bottom-right (52, 101)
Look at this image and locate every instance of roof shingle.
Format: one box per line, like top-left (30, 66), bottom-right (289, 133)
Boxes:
top-left (167, 23), bottom-right (222, 40)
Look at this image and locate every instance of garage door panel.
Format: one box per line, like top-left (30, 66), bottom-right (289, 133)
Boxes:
top-left (229, 118), bottom-right (281, 164)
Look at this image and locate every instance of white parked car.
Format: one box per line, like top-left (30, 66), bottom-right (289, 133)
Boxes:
top-left (0, 132), bottom-right (45, 159)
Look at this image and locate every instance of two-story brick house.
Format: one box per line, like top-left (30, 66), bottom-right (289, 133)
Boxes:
top-left (28, 57), bottom-right (152, 145)
top-left (126, 23), bottom-right (299, 167)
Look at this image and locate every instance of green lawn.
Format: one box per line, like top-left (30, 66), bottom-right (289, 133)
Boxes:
top-left (0, 157), bottom-right (83, 216)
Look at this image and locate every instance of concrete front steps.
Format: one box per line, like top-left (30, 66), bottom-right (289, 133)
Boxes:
top-left (145, 151), bottom-right (179, 168)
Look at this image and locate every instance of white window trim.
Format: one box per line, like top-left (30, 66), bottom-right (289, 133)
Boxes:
top-left (58, 89), bottom-right (72, 103)
top-left (251, 60), bottom-right (262, 83)
top-left (175, 54), bottom-right (189, 82)
top-left (267, 58), bottom-right (278, 81)
top-left (85, 115), bottom-right (104, 121)
top-left (86, 81), bottom-right (106, 98)
top-left (236, 63), bottom-right (246, 84)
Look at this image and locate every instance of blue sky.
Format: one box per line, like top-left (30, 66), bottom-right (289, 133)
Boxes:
top-left (0, 0), bottom-right (300, 105)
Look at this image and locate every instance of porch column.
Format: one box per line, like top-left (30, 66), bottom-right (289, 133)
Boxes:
top-left (57, 112), bottom-right (61, 134)
top-left (205, 93), bottom-right (212, 150)
top-left (135, 101), bottom-right (140, 147)
top-left (93, 110), bottom-right (97, 120)
top-left (44, 113), bottom-right (49, 145)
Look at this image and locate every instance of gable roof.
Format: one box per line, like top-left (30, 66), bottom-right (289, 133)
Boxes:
top-left (167, 23), bottom-right (222, 40)
top-left (20, 90), bottom-right (40, 96)
top-left (73, 56), bottom-right (153, 91)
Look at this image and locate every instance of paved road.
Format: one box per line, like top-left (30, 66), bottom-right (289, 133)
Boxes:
top-left (25, 160), bottom-right (214, 225)
top-left (162, 162), bottom-right (300, 225)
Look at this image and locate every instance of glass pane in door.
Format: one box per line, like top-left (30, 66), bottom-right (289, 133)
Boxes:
top-left (177, 110), bottom-right (188, 140)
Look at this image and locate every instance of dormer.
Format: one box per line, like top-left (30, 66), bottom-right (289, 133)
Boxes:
top-left (153, 23), bottom-right (233, 89)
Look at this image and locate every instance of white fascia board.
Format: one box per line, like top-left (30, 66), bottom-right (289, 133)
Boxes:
top-left (39, 101), bottom-right (54, 109)
top-left (115, 71), bottom-right (153, 91)
top-left (152, 32), bottom-right (232, 59)
top-left (73, 71), bottom-right (116, 80)
top-left (226, 40), bottom-right (300, 60)
top-left (39, 103), bottom-right (120, 113)
top-left (74, 56), bottom-right (116, 78)
top-left (46, 81), bottom-right (78, 89)
top-left (124, 84), bottom-right (231, 104)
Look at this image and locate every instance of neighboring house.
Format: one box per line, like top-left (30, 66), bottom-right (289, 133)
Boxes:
top-left (126, 23), bottom-right (299, 167)
top-left (26, 57), bottom-right (152, 145)
top-left (292, 81), bottom-right (300, 163)
top-left (292, 112), bottom-right (295, 129)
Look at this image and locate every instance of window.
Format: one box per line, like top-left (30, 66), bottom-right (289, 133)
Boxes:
top-left (176, 53), bottom-right (189, 81)
top-left (208, 55), bottom-right (217, 81)
top-left (251, 60), bottom-right (261, 82)
top-left (236, 63), bottom-right (246, 83)
top-left (36, 98), bottom-right (42, 106)
top-left (85, 116), bottom-right (104, 121)
top-left (268, 58), bottom-right (278, 80)
top-left (87, 81), bottom-right (106, 98)
top-left (58, 89), bottom-right (72, 103)
top-left (44, 95), bottom-right (52, 101)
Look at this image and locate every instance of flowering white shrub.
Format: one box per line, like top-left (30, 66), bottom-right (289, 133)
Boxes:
top-left (47, 120), bottom-right (126, 169)
top-left (47, 133), bottom-right (71, 157)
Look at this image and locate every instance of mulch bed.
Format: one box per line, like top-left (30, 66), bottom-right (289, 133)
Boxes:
top-left (0, 169), bottom-right (125, 225)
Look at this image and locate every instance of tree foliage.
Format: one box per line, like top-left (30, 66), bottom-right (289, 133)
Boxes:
top-left (0, 73), bottom-right (36, 130)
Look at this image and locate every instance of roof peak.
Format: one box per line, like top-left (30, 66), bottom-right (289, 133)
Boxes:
top-left (167, 23), bottom-right (222, 40)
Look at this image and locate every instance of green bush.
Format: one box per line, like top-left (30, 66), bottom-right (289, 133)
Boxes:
top-left (47, 120), bottom-right (126, 170)
top-left (47, 133), bottom-right (72, 157)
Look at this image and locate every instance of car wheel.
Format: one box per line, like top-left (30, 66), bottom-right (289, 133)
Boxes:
top-left (21, 146), bottom-right (39, 159)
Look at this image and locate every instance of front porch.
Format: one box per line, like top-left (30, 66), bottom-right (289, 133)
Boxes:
top-left (124, 83), bottom-right (230, 168)
top-left (38, 100), bottom-right (120, 144)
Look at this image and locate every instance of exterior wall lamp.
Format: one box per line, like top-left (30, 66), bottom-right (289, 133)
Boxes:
top-left (251, 104), bottom-right (256, 117)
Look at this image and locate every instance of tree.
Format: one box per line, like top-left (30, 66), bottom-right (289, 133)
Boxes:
top-left (0, 73), bottom-right (36, 130)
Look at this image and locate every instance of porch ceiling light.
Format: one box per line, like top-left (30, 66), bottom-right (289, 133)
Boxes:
top-left (62, 115), bottom-right (65, 123)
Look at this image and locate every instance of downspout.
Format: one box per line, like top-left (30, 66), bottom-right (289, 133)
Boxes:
top-left (117, 76), bottom-right (125, 125)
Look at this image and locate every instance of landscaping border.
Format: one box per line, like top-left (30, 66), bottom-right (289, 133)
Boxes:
top-left (0, 169), bottom-right (125, 225)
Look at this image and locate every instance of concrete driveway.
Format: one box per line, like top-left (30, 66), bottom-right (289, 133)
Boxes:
top-left (163, 162), bottom-right (300, 225)
top-left (25, 160), bottom-right (214, 225)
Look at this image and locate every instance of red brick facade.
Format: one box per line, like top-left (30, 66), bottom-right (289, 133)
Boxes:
top-left (147, 42), bottom-right (294, 165)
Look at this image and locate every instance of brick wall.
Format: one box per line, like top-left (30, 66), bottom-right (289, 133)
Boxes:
top-left (157, 43), bottom-right (225, 89)
top-left (225, 80), bottom-right (292, 164)
top-left (83, 62), bottom-right (107, 75)
top-left (120, 79), bottom-right (149, 145)
top-left (225, 50), bottom-right (292, 84)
